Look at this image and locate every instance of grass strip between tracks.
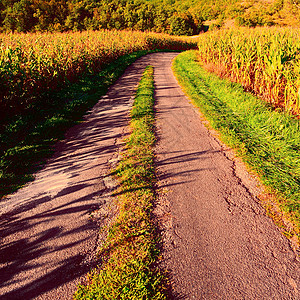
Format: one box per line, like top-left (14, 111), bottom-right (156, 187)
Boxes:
top-left (74, 66), bottom-right (166, 299)
top-left (173, 50), bottom-right (300, 241)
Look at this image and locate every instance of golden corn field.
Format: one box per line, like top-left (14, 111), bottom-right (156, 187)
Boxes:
top-left (0, 30), bottom-right (196, 122)
top-left (197, 27), bottom-right (300, 115)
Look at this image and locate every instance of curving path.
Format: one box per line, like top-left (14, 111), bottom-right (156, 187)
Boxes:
top-left (1, 52), bottom-right (300, 299)
top-left (153, 52), bottom-right (300, 299)
top-left (0, 53), bottom-right (161, 299)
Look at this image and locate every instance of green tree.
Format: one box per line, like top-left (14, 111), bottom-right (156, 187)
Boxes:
top-left (134, 3), bottom-right (155, 31)
top-left (65, 0), bottom-right (94, 31)
top-left (3, 0), bottom-right (36, 32)
top-left (169, 13), bottom-right (194, 35)
top-left (33, 0), bottom-right (68, 31)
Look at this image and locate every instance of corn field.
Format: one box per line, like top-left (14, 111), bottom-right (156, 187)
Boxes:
top-left (197, 27), bottom-right (300, 115)
top-left (0, 30), bottom-right (196, 123)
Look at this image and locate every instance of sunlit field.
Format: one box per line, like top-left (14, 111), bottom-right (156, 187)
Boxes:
top-left (198, 27), bottom-right (300, 115)
top-left (0, 30), bottom-right (196, 123)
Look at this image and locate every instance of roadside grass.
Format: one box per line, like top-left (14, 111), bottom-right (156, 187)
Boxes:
top-left (74, 66), bottom-right (166, 299)
top-left (173, 50), bottom-right (300, 239)
top-left (0, 50), bottom-right (161, 199)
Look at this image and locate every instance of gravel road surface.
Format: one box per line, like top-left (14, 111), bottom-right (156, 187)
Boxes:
top-left (154, 53), bottom-right (300, 299)
top-left (1, 52), bottom-right (300, 299)
top-left (0, 55), bottom-right (155, 299)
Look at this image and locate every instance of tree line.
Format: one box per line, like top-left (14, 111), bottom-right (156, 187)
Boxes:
top-left (1, 0), bottom-right (300, 35)
top-left (0, 0), bottom-right (206, 35)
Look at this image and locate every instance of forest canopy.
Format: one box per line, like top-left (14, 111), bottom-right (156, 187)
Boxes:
top-left (1, 0), bottom-right (300, 35)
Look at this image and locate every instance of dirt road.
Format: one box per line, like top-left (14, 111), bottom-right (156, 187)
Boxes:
top-left (1, 52), bottom-right (300, 299)
top-left (0, 55), bottom-right (155, 299)
top-left (154, 53), bottom-right (300, 299)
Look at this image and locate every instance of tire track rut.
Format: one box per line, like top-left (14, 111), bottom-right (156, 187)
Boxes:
top-left (0, 54), bottom-right (158, 299)
top-left (153, 53), bottom-right (300, 299)
top-left (1, 52), bottom-right (300, 300)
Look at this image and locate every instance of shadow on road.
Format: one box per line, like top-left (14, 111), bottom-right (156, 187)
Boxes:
top-left (0, 54), bottom-right (171, 299)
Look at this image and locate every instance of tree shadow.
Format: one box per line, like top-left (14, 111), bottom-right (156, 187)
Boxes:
top-left (0, 53), bottom-right (175, 298)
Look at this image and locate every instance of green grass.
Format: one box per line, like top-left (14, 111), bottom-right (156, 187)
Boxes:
top-left (0, 50), bottom-right (164, 199)
top-left (173, 50), bottom-right (300, 237)
top-left (74, 66), bottom-right (166, 300)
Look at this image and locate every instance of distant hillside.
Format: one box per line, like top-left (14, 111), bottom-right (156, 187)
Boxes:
top-left (185, 0), bottom-right (300, 28)
top-left (0, 0), bottom-right (299, 34)
top-left (232, 0), bottom-right (300, 27)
